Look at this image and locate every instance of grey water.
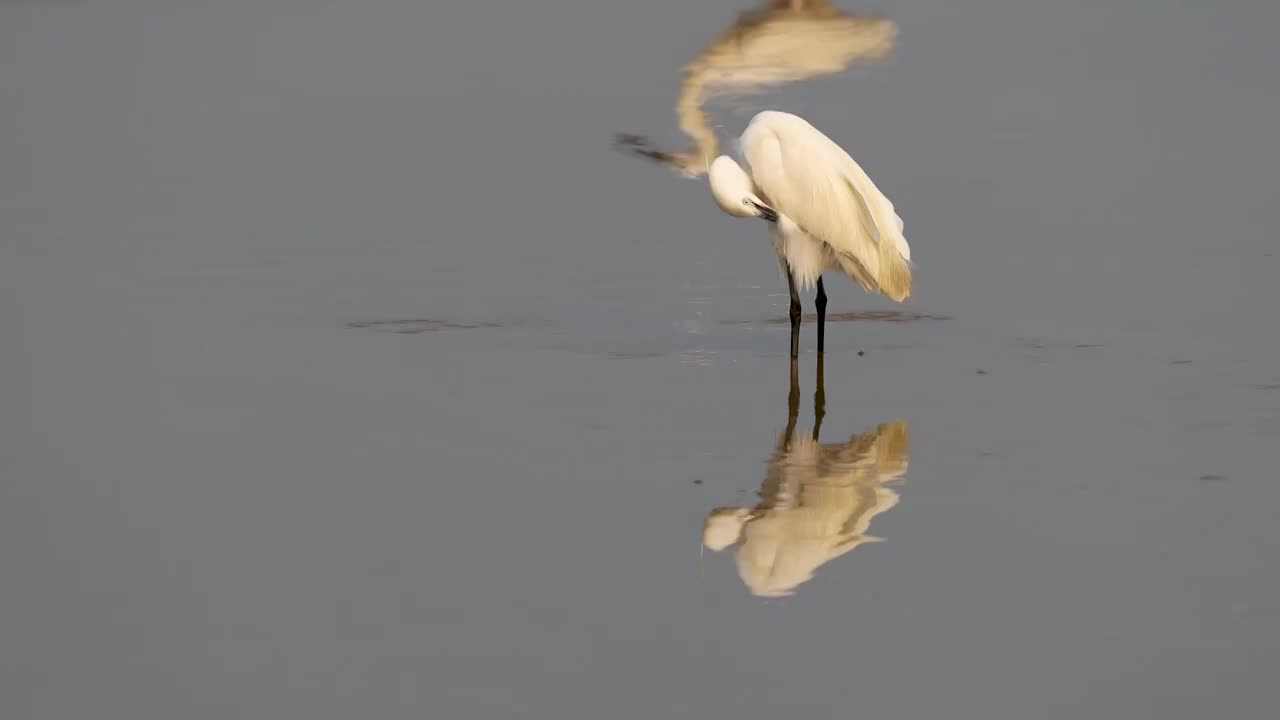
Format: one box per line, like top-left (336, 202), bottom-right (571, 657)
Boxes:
top-left (2, 1), bottom-right (1278, 718)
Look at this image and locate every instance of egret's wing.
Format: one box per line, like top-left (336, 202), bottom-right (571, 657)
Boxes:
top-left (742, 112), bottom-right (911, 300)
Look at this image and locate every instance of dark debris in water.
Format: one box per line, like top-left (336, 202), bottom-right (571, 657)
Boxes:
top-left (347, 318), bottom-right (506, 334)
top-left (1199, 474), bottom-right (1226, 483)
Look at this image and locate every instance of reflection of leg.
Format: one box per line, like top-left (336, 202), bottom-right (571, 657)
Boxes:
top-left (815, 276), bottom-right (828, 354)
top-left (788, 0), bottom-right (830, 12)
top-left (812, 353), bottom-right (826, 441)
top-left (783, 357), bottom-right (800, 449)
top-left (786, 266), bottom-right (802, 359)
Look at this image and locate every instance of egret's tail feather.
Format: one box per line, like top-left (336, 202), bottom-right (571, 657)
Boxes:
top-left (833, 236), bottom-right (910, 301)
top-left (876, 243), bottom-right (912, 301)
top-left (832, 252), bottom-right (877, 296)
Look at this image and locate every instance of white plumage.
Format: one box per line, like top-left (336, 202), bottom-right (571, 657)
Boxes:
top-left (709, 110), bottom-right (912, 302)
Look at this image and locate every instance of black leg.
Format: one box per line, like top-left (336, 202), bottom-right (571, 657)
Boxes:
top-left (812, 353), bottom-right (826, 441)
top-left (815, 276), bottom-right (828, 355)
top-left (786, 266), bottom-right (802, 359)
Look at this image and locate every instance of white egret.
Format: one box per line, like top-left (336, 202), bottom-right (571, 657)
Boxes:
top-left (708, 110), bottom-right (911, 357)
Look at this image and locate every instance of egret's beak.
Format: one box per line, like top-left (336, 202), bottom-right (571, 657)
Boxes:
top-left (750, 201), bottom-right (779, 223)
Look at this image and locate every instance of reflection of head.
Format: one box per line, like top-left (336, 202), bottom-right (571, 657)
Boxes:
top-left (704, 419), bottom-right (909, 597)
top-left (702, 507), bottom-right (751, 551)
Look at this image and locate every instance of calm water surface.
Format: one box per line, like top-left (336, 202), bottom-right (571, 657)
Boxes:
top-left (3, 1), bottom-right (1278, 718)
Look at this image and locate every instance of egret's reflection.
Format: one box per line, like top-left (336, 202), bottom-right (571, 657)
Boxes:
top-left (616, 1), bottom-right (896, 177)
top-left (703, 358), bottom-right (908, 597)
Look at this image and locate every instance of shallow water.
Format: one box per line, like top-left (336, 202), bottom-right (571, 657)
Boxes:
top-left (3, 1), bottom-right (1279, 718)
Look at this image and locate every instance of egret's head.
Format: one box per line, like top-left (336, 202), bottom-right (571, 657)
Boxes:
top-left (708, 155), bottom-right (778, 222)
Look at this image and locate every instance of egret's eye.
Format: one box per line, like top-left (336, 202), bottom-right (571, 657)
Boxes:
top-left (743, 199), bottom-right (751, 206)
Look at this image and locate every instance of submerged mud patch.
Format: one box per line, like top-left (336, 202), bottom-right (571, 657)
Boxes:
top-left (728, 310), bottom-right (951, 325)
top-left (607, 351), bottom-right (667, 360)
top-left (347, 318), bottom-right (507, 335)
